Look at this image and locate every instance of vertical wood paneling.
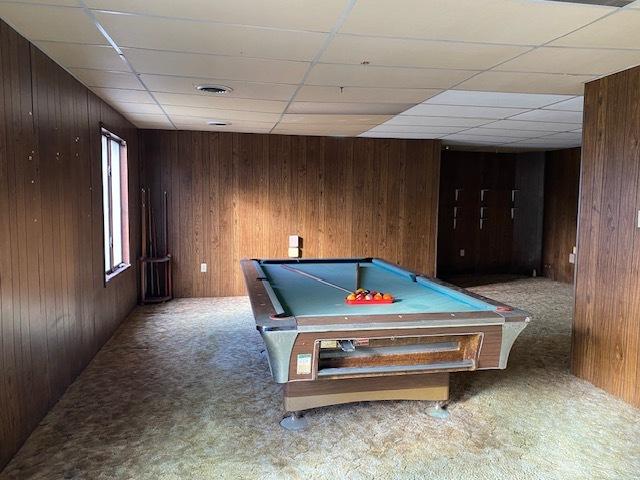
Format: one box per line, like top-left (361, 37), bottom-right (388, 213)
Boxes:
top-left (573, 65), bottom-right (640, 408)
top-left (140, 132), bottom-right (441, 297)
top-left (438, 150), bottom-right (545, 278)
top-left (512, 152), bottom-right (545, 275)
top-left (542, 148), bottom-right (580, 283)
top-left (0, 20), bottom-right (140, 469)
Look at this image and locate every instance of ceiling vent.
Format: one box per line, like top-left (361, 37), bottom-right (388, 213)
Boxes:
top-left (196, 84), bottom-right (233, 95)
top-left (207, 120), bottom-right (230, 126)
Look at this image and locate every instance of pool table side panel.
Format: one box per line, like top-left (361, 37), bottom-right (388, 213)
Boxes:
top-left (288, 326), bottom-right (503, 381)
top-left (260, 257), bottom-right (373, 265)
top-left (241, 260), bottom-right (299, 383)
top-left (240, 259), bottom-right (296, 330)
top-left (499, 321), bottom-right (529, 368)
top-left (295, 311), bottom-right (504, 327)
top-left (374, 258), bottom-right (531, 321)
top-left (283, 373), bottom-right (450, 411)
top-left (427, 276), bottom-right (531, 322)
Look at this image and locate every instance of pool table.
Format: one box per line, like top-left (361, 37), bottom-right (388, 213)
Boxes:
top-left (241, 258), bottom-right (530, 428)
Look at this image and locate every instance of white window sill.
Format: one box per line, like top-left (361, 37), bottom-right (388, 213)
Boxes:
top-left (105, 263), bottom-right (131, 285)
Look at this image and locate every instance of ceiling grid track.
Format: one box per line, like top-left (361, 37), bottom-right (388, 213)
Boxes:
top-left (2, 0), bottom-right (638, 147)
top-left (77, 0), bottom-right (178, 129)
top-left (268, 0), bottom-right (358, 134)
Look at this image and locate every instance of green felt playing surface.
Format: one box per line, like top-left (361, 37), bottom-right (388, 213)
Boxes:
top-left (260, 261), bottom-right (496, 317)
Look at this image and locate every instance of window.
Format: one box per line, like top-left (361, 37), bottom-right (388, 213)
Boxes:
top-left (101, 128), bottom-right (130, 282)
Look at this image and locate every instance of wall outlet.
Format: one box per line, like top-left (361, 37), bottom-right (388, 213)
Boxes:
top-left (459, 249), bottom-right (465, 257)
top-left (200, 263), bottom-right (207, 273)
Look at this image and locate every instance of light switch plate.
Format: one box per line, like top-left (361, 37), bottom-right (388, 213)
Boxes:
top-left (200, 263), bottom-right (207, 273)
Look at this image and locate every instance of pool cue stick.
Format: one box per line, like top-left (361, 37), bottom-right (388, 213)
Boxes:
top-left (280, 264), bottom-right (352, 294)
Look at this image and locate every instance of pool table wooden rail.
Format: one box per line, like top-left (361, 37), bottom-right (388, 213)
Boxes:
top-left (240, 257), bottom-right (529, 331)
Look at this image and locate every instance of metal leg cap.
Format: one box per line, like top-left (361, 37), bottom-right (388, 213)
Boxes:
top-left (280, 413), bottom-right (308, 431)
top-left (428, 405), bottom-right (450, 420)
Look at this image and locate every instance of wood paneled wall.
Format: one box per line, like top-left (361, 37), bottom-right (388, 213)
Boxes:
top-left (512, 152), bottom-right (545, 275)
top-left (0, 21), bottom-right (140, 469)
top-left (438, 151), bottom-right (516, 276)
top-left (542, 148), bottom-right (581, 283)
top-left (573, 66), bottom-right (640, 407)
top-left (438, 151), bottom-right (544, 277)
top-left (140, 131), bottom-right (441, 297)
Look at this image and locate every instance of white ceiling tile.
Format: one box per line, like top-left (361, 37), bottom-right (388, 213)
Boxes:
top-left (340, 0), bottom-right (613, 45)
top-left (180, 125), bottom-right (274, 133)
top-left (139, 74), bottom-right (296, 100)
top-left (307, 63), bottom-right (477, 88)
top-left (506, 138), bottom-right (580, 148)
top-left (170, 116), bottom-right (275, 131)
top-left (286, 102), bottom-right (411, 115)
top-left (85, 0), bottom-right (347, 31)
top-left (543, 96), bottom-right (584, 112)
top-left (444, 133), bottom-right (516, 143)
top-left (0, 4), bottom-right (106, 44)
top-left (462, 127), bottom-right (555, 138)
top-left (35, 42), bottom-right (128, 71)
top-left (108, 101), bottom-right (164, 115)
top-left (484, 120), bottom-right (580, 132)
top-left (154, 92), bottom-right (286, 113)
top-left (551, 10), bottom-right (640, 50)
top-left (273, 125), bottom-right (368, 136)
top-left (91, 87), bottom-right (155, 103)
top-left (359, 132), bottom-right (443, 139)
top-left (455, 71), bottom-right (590, 95)
top-left (444, 139), bottom-right (509, 146)
top-left (386, 116), bottom-right (493, 127)
top-left (495, 47), bottom-right (640, 75)
top-left (69, 69), bottom-right (144, 90)
top-left (425, 90), bottom-right (573, 109)
top-left (366, 125), bottom-right (465, 135)
top-left (295, 86), bottom-right (441, 103)
top-left (280, 114), bottom-right (391, 125)
top-left (508, 109), bottom-right (583, 124)
top-left (125, 113), bottom-right (173, 128)
top-left (629, 1), bottom-right (640, 8)
top-left (135, 123), bottom-right (174, 130)
top-left (123, 48), bottom-right (309, 83)
top-left (401, 104), bottom-right (528, 119)
top-left (96, 12), bottom-right (326, 61)
top-left (321, 35), bottom-right (529, 70)
top-left (163, 106), bottom-right (281, 122)
top-left (542, 132), bottom-right (582, 141)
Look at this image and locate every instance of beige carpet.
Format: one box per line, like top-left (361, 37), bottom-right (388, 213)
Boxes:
top-left (2, 278), bottom-right (639, 480)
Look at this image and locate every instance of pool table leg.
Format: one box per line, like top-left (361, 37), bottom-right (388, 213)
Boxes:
top-left (428, 401), bottom-right (450, 419)
top-left (279, 411), bottom-right (309, 431)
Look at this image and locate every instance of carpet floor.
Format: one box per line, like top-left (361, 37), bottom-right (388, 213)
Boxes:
top-left (2, 278), bottom-right (639, 480)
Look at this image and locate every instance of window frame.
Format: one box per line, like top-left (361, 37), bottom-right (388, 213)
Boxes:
top-left (101, 126), bottom-right (130, 284)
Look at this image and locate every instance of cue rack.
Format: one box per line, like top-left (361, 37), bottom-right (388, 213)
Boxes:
top-left (140, 188), bottom-right (173, 304)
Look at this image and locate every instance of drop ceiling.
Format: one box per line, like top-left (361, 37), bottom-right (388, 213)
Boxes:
top-left (1, 0), bottom-right (640, 150)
